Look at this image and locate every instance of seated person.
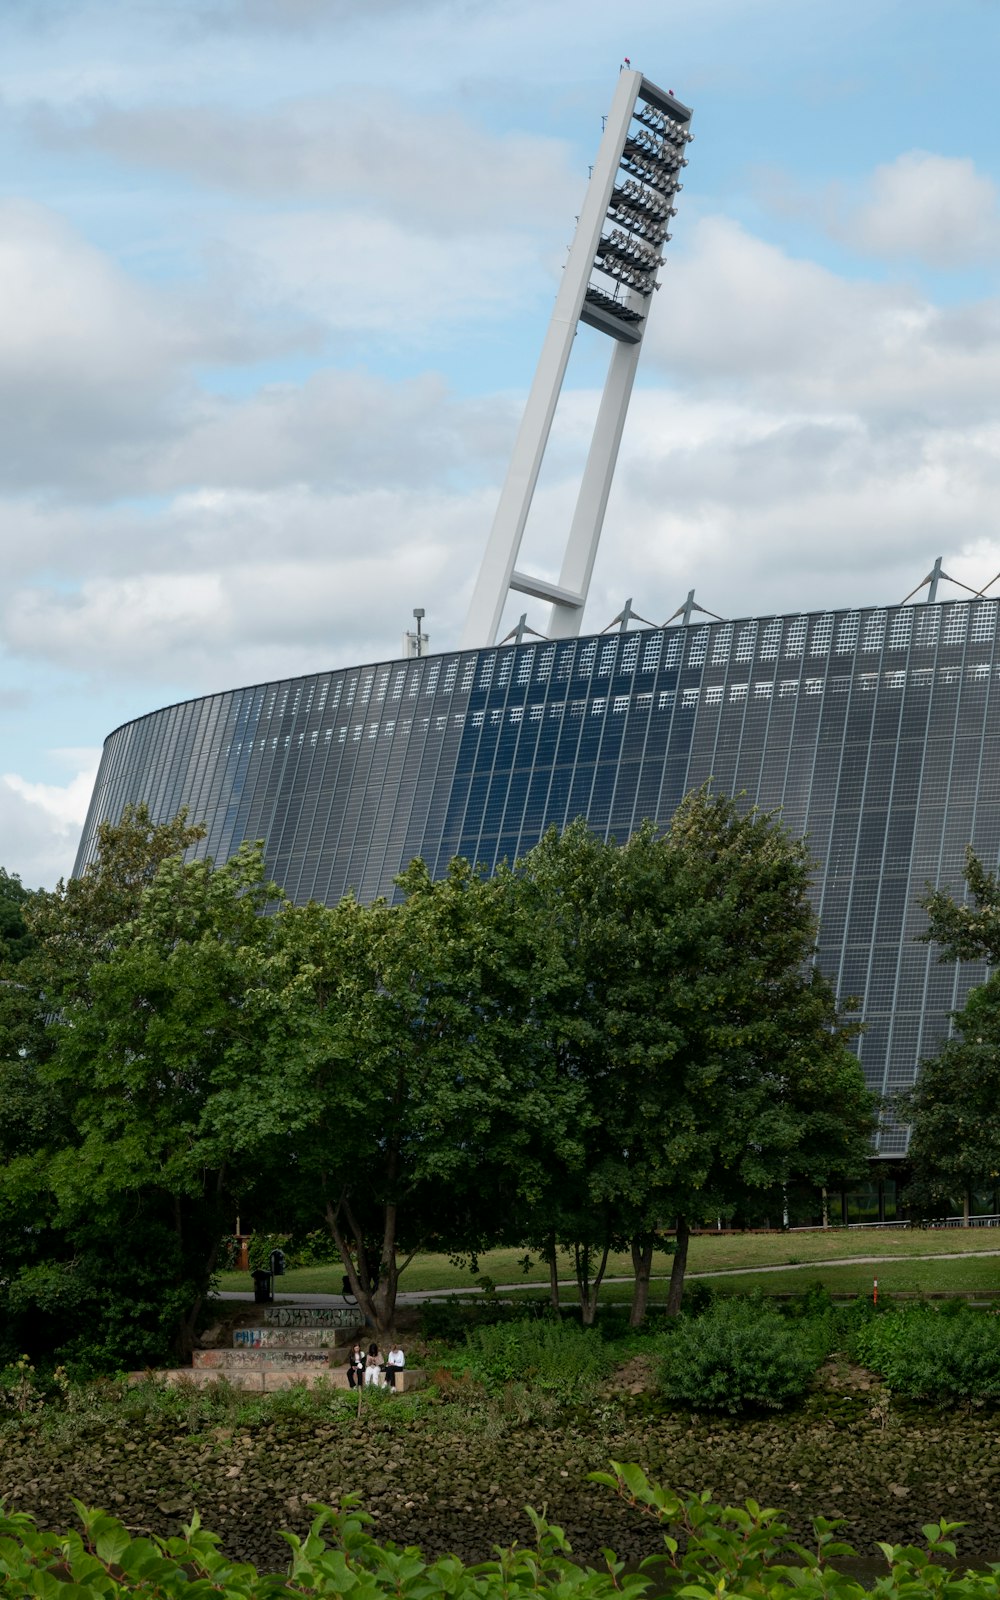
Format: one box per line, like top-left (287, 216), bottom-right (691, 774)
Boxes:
top-left (346, 1342), bottom-right (366, 1390)
top-left (386, 1342), bottom-right (406, 1390)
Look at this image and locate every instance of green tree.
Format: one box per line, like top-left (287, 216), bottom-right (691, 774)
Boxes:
top-left (39, 842), bottom-right (283, 1363)
top-left (922, 846), bottom-right (1000, 966)
top-left (903, 851), bottom-right (1000, 1220)
top-left (903, 977), bottom-right (1000, 1222)
top-left (228, 858), bottom-right (589, 1338)
top-left (0, 806), bottom-right (249, 1370)
top-left (0, 866), bottom-right (35, 965)
top-left (515, 795), bottom-right (874, 1322)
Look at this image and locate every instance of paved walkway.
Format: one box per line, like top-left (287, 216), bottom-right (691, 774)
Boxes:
top-left (217, 1248), bottom-right (1000, 1309)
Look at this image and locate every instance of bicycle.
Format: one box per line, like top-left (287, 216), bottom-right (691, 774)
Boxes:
top-left (342, 1273), bottom-right (379, 1305)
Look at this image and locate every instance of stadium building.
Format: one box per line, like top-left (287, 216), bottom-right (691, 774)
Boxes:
top-left (76, 594), bottom-right (1000, 1181)
top-left (74, 72), bottom-right (997, 1214)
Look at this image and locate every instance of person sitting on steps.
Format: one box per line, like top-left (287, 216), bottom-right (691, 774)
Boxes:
top-left (386, 1341), bottom-right (405, 1391)
top-left (346, 1342), bottom-right (366, 1390)
top-left (363, 1341), bottom-right (384, 1386)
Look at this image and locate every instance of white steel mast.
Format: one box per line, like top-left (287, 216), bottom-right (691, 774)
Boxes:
top-left (460, 70), bottom-right (693, 649)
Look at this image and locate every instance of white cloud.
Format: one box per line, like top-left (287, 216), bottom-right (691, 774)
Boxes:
top-left (649, 215), bottom-right (1000, 419)
top-left (0, 200), bottom-right (292, 495)
top-left (847, 152), bottom-right (1000, 269)
top-left (0, 485), bottom-right (492, 686)
top-left (1, 751), bottom-right (100, 889)
top-left (35, 99), bottom-right (579, 230)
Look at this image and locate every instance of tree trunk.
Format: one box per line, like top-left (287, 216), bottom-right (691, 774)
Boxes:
top-left (325, 1192), bottom-right (399, 1340)
top-left (666, 1215), bottom-right (689, 1316)
top-left (964, 1188), bottom-right (971, 1227)
top-left (545, 1231), bottom-right (560, 1311)
top-left (629, 1235), bottom-right (655, 1327)
top-left (575, 1237), bottom-right (611, 1326)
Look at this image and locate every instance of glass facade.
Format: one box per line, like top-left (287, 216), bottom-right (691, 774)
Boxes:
top-left (76, 596), bottom-right (1000, 1155)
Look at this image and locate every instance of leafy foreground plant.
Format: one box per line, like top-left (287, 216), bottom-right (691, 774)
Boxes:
top-left (0, 1464), bottom-right (997, 1598)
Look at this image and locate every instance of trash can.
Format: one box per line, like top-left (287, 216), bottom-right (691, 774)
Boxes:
top-left (252, 1269), bottom-right (273, 1304)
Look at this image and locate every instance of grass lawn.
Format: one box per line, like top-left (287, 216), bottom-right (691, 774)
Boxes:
top-left (694, 1253), bottom-right (1000, 1297)
top-left (216, 1229), bottom-right (1000, 1299)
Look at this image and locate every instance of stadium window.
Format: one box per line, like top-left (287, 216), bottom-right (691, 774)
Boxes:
top-left (711, 625), bottom-right (733, 665)
top-left (784, 618), bottom-right (807, 658)
top-left (835, 614), bottom-right (860, 653)
top-left (641, 634), bottom-right (663, 671)
top-left (861, 612), bottom-right (886, 652)
top-left (759, 620), bottom-right (782, 660)
top-left (663, 634), bottom-right (683, 669)
top-left (687, 629), bottom-right (709, 666)
top-left (735, 622), bottom-right (758, 662)
top-left (888, 610), bottom-right (912, 651)
top-left (943, 605), bottom-right (969, 646)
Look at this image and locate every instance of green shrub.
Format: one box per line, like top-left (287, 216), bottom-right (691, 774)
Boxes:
top-left (455, 1317), bottom-right (614, 1401)
top-left (681, 1279), bottom-right (715, 1317)
top-left (420, 1298), bottom-right (472, 1342)
top-left (245, 1232), bottom-right (291, 1272)
top-left (658, 1296), bottom-right (831, 1413)
top-left (790, 1281), bottom-right (834, 1319)
top-left (850, 1303), bottom-right (1000, 1401)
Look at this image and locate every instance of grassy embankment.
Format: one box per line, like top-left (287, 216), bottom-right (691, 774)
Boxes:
top-left (216, 1227), bottom-right (1000, 1300)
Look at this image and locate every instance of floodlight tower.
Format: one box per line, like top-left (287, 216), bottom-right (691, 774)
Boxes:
top-left (460, 70), bottom-right (693, 649)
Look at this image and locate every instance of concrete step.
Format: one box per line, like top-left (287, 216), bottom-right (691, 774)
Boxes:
top-left (233, 1326), bottom-right (354, 1350)
top-left (193, 1348), bottom-right (330, 1370)
top-left (131, 1367), bottom-right (426, 1393)
top-left (259, 1305), bottom-right (365, 1330)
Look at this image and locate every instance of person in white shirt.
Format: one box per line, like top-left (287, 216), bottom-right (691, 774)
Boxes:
top-left (364, 1342), bottom-right (384, 1386)
top-left (386, 1342), bottom-right (405, 1390)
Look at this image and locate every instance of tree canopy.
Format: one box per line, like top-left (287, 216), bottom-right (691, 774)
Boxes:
top-left (904, 849), bottom-right (1000, 1217)
top-left (0, 792), bottom-right (876, 1366)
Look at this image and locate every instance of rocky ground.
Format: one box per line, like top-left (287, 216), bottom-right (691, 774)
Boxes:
top-left (2, 1363), bottom-right (1000, 1573)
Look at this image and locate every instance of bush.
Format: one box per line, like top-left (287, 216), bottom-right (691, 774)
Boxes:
top-left (681, 1279), bottom-right (715, 1317)
top-left (454, 1317), bottom-right (614, 1401)
top-left (245, 1232), bottom-right (291, 1272)
top-left (658, 1296), bottom-right (831, 1413)
top-left (850, 1303), bottom-right (1000, 1401)
top-left (420, 1299), bottom-right (471, 1343)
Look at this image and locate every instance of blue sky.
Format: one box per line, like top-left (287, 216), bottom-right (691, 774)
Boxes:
top-left (3, 0), bottom-right (1000, 885)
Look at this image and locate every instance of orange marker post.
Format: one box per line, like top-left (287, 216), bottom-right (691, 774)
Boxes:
top-left (873, 1276), bottom-right (878, 1307)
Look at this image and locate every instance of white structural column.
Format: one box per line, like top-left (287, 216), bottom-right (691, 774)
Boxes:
top-left (460, 70), bottom-right (693, 650)
top-left (545, 336), bottom-right (642, 637)
top-left (460, 72), bottom-right (645, 651)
